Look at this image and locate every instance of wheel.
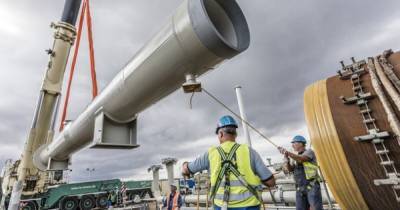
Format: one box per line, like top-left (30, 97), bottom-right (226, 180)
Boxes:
top-left (126, 193), bottom-right (133, 201)
top-left (79, 195), bottom-right (95, 210)
top-left (59, 197), bottom-right (79, 210)
top-left (96, 194), bottom-right (108, 208)
top-left (132, 194), bottom-right (141, 203)
top-left (21, 201), bottom-right (38, 210)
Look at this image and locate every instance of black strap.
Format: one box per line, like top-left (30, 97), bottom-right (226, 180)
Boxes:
top-left (228, 163), bottom-right (262, 202)
top-left (210, 143), bottom-right (241, 201)
top-left (210, 143), bottom-right (262, 203)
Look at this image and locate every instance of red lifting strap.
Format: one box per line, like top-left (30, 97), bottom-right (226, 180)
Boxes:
top-left (86, 0), bottom-right (98, 97)
top-left (59, 0), bottom-right (98, 131)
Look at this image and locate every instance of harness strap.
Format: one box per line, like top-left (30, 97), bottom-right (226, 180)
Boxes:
top-left (211, 144), bottom-right (262, 203)
top-left (218, 144), bottom-right (240, 204)
top-left (228, 164), bottom-right (262, 202)
top-left (209, 143), bottom-right (240, 201)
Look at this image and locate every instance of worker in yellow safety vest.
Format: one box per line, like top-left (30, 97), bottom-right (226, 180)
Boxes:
top-left (182, 115), bottom-right (276, 210)
top-left (163, 185), bottom-right (182, 210)
top-left (278, 135), bottom-right (322, 210)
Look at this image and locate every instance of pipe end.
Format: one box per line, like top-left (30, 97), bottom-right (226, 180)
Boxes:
top-left (189, 0), bottom-right (250, 58)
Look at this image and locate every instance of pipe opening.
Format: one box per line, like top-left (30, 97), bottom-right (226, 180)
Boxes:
top-left (189, 0), bottom-right (250, 58)
top-left (204, 0), bottom-right (238, 48)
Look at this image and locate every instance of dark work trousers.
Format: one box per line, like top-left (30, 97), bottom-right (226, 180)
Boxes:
top-left (296, 182), bottom-right (323, 210)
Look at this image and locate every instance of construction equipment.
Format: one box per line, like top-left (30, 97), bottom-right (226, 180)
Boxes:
top-left (2, 173), bottom-right (152, 210)
top-left (2, 0), bottom-right (251, 209)
top-left (7, 0), bottom-right (81, 209)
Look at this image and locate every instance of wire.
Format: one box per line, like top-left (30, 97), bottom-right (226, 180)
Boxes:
top-left (198, 87), bottom-right (276, 209)
top-left (189, 92), bottom-right (195, 109)
top-left (201, 88), bottom-right (279, 148)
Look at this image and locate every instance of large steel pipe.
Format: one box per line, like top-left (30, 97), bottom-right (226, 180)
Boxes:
top-left (34, 0), bottom-right (250, 170)
top-left (182, 189), bottom-right (335, 204)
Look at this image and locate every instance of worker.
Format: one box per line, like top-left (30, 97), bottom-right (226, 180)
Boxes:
top-left (107, 190), bottom-right (117, 209)
top-left (278, 135), bottom-right (322, 210)
top-left (182, 115), bottom-right (275, 210)
top-left (162, 185), bottom-right (182, 210)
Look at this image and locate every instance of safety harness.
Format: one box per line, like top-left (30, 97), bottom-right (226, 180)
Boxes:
top-left (303, 162), bottom-right (321, 190)
top-left (209, 143), bottom-right (262, 205)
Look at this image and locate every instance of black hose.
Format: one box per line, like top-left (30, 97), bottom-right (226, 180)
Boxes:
top-left (61, 0), bottom-right (82, 25)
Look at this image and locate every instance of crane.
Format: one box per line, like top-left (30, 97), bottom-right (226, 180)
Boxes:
top-left (4, 0), bottom-right (251, 209)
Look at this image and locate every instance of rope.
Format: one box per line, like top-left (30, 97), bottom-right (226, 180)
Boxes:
top-left (59, 0), bottom-right (87, 131)
top-left (85, 0), bottom-right (98, 98)
top-left (196, 175), bottom-right (200, 210)
top-left (201, 88), bottom-right (279, 148)
top-left (374, 57), bottom-right (400, 114)
top-left (59, 0), bottom-right (98, 131)
top-left (205, 179), bottom-right (209, 210)
top-left (196, 89), bottom-right (271, 208)
top-left (369, 57), bottom-right (400, 145)
top-left (189, 92), bottom-right (195, 109)
top-left (379, 52), bottom-right (400, 93)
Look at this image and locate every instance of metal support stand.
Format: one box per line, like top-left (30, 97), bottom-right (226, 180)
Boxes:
top-left (162, 158), bottom-right (177, 194)
top-left (148, 165), bottom-right (163, 197)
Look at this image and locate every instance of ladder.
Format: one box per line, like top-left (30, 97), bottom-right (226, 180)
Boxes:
top-left (338, 57), bottom-right (400, 202)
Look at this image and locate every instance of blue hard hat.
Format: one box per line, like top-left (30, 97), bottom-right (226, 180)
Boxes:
top-left (215, 115), bottom-right (238, 134)
top-left (291, 135), bottom-right (307, 144)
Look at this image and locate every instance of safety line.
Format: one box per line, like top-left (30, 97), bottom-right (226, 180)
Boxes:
top-left (201, 88), bottom-right (278, 148)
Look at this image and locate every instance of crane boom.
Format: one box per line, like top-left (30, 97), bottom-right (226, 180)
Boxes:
top-left (7, 1), bottom-right (82, 209)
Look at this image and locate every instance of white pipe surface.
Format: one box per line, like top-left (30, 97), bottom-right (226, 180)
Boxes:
top-left (181, 189), bottom-right (336, 205)
top-left (235, 86), bottom-right (252, 148)
top-left (34, 0), bottom-right (250, 170)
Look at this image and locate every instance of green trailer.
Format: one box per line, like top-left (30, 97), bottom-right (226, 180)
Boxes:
top-left (5, 179), bottom-right (152, 210)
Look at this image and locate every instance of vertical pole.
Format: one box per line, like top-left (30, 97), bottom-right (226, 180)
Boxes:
top-left (153, 170), bottom-right (160, 193)
top-left (148, 165), bottom-right (162, 197)
top-left (319, 167), bottom-right (333, 210)
top-left (166, 164), bottom-right (174, 186)
top-left (162, 158), bottom-right (177, 194)
top-left (235, 86), bottom-right (252, 148)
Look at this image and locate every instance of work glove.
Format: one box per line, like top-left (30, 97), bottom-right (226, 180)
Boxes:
top-left (278, 146), bottom-right (289, 157)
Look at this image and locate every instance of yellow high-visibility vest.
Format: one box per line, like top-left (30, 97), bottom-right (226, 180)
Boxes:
top-left (303, 161), bottom-right (320, 181)
top-left (208, 141), bottom-right (262, 207)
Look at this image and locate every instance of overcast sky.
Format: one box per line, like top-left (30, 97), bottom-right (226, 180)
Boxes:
top-left (0, 0), bottom-right (400, 182)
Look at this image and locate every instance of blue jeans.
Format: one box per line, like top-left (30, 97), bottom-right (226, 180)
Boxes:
top-left (296, 182), bottom-right (323, 210)
top-left (213, 205), bottom-right (260, 210)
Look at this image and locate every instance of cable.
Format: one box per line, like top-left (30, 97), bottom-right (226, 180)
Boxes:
top-left (59, 0), bottom-right (98, 131)
top-left (85, 0), bottom-right (98, 98)
top-left (59, 0), bottom-right (87, 131)
top-left (189, 92), bottom-right (195, 109)
top-left (199, 88), bottom-right (275, 209)
top-left (201, 88), bottom-right (279, 148)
